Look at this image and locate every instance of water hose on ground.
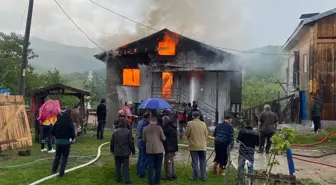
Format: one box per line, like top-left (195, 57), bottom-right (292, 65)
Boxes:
top-left (28, 142), bottom-right (109, 185)
top-left (292, 156), bottom-right (336, 169)
top-left (19, 131), bottom-right (336, 184)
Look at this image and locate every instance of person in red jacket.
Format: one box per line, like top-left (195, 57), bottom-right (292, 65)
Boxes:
top-left (123, 101), bottom-right (137, 127)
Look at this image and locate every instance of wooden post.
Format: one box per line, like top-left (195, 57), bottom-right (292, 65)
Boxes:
top-left (80, 96), bottom-right (85, 139)
top-left (215, 71), bottom-right (219, 124)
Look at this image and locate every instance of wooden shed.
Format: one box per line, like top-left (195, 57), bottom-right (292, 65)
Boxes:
top-left (283, 8), bottom-right (336, 120)
top-left (0, 95), bottom-right (32, 152)
top-left (27, 84), bottom-right (90, 141)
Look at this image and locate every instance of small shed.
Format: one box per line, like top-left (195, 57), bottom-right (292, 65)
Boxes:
top-left (27, 84), bottom-right (90, 140)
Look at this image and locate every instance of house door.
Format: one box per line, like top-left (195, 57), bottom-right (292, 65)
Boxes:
top-left (162, 72), bottom-right (173, 99)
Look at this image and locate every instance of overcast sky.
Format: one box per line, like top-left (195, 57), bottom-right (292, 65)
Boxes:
top-left (0, 0), bottom-right (335, 51)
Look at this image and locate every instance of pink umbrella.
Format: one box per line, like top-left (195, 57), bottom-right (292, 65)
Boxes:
top-left (37, 100), bottom-right (61, 123)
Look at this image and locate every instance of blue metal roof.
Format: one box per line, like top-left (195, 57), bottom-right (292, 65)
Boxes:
top-left (0, 89), bottom-right (12, 95)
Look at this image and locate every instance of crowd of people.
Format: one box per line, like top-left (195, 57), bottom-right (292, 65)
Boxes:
top-left (40, 97), bottom-right (283, 184)
top-left (100, 99), bottom-right (280, 185)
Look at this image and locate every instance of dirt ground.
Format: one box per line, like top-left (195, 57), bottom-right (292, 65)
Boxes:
top-left (176, 145), bottom-right (336, 185)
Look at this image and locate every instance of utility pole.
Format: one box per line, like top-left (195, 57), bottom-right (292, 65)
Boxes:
top-left (19, 0), bottom-right (34, 95)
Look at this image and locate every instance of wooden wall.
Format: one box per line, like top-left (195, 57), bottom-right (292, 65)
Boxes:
top-left (313, 14), bottom-right (336, 120)
top-left (0, 95), bottom-right (32, 151)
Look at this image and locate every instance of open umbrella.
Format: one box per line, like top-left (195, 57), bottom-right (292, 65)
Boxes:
top-left (138, 98), bottom-right (172, 110)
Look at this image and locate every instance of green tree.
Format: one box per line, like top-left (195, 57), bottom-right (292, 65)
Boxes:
top-left (242, 75), bottom-right (281, 108)
top-left (0, 32), bottom-right (37, 93)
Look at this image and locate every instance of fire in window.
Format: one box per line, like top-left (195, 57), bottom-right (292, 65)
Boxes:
top-left (122, 69), bottom-right (140, 87)
top-left (162, 72), bottom-right (173, 98)
top-left (158, 32), bottom-right (179, 56)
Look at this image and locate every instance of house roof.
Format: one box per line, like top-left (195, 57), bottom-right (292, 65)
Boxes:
top-left (27, 83), bottom-right (90, 96)
top-left (94, 28), bottom-right (241, 72)
top-left (283, 8), bottom-right (336, 51)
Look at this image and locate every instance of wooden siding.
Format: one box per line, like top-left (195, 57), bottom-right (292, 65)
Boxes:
top-left (318, 14), bottom-right (336, 38)
top-left (315, 43), bottom-right (336, 120)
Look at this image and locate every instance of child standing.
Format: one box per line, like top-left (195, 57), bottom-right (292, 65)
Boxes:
top-left (111, 119), bottom-right (135, 184)
top-left (51, 109), bottom-right (76, 177)
top-left (237, 119), bottom-right (259, 184)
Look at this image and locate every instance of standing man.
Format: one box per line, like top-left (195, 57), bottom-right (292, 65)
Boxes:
top-left (96, 99), bottom-right (107, 140)
top-left (257, 104), bottom-right (278, 154)
top-left (51, 109), bottom-right (76, 177)
top-left (212, 115), bottom-right (234, 176)
top-left (162, 116), bottom-right (178, 180)
top-left (185, 111), bottom-right (208, 181)
top-left (110, 119), bottom-right (135, 184)
top-left (70, 104), bottom-right (81, 143)
top-left (123, 101), bottom-right (137, 128)
top-left (136, 112), bottom-right (150, 178)
top-left (187, 103), bottom-right (204, 122)
top-left (237, 119), bottom-right (259, 184)
top-left (178, 102), bottom-right (187, 139)
top-left (311, 92), bottom-right (324, 133)
top-left (143, 112), bottom-right (166, 185)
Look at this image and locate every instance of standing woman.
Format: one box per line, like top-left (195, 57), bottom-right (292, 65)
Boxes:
top-left (51, 109), bottom-right (76, 177)
top-left (162, 116), bottom-right (178, 180)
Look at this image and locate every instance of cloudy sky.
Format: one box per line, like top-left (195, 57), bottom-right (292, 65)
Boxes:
top-left (0, 0), bottom-right (335, 51)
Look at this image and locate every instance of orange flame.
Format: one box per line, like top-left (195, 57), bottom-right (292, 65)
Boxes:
top-left (162, 72), bottom-right (173, 99)
top-left (123, 69), bottom-right (140, 87)
top-left (158, 32), bottom-right (179, 56)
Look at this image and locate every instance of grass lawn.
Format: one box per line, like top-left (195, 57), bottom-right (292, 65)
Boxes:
top-left (1, 127), bottom-right (334, 185)
top-left (0, 131), bottom-right (237, 185)
top-left (293, 126), bottom-right (336, 145)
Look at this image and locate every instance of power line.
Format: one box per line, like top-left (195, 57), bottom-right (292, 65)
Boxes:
top-left (87, 0), bottom-right (291, 56)
top-left (53, 0), bottom-right (105, 52)
top-left (87, 0), bottom-right (158, 32)
top-left (19, 3), bottom-right (28, 30)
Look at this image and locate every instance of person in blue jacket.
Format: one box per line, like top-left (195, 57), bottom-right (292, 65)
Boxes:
top-left (212, 115), bottom-right (234, 176)
top-left (136, 112), bottom-right (150, 178)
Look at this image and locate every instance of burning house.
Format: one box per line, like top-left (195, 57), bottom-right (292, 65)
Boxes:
top-left (95, 29), bottom-right (242, 125)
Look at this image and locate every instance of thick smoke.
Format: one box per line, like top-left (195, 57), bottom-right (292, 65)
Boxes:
top-left (99, 0), bottom-right (250, 50)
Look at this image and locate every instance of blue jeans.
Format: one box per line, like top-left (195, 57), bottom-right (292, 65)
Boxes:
top-left (137, 146), bottom-right (148, 177)
top-left (190, 151), bottom-right (206, 180)
top-left (41, 125), bottom-right (53, 150)
top-left (238, 152), bottom-right (254, 185)
top-left (147, 153), bottom-right (163, 185)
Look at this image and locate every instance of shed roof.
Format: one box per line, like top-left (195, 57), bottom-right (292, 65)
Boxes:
top-left (27, 83), bottom-right (90, 96)
top-left (283, 8), bottom-right (336, 51)
top-left (94, 29), bottom-right (242, 72)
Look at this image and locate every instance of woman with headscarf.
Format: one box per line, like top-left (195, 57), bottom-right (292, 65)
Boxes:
top-left (51, 109), bottom-right (76, 177)
top-left (162, 116), bottom-right (178, 180)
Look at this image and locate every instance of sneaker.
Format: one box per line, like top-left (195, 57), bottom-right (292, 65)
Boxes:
top-left (41, 148), bottom-right (47, 152)
top-left (48, 149), bottom-right (56, 153)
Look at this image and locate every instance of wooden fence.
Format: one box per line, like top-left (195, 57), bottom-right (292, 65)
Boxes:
top-left (0, 95), bottom-right (32, 151)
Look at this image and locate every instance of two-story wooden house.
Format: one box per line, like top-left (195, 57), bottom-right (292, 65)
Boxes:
top-left (283, 8), bottom-right (336, 121)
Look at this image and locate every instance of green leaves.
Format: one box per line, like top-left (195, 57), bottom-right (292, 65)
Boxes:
top-left (242, 76), bottom-right (281, 108)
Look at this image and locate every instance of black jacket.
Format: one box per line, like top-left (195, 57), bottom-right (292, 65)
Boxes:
top-left (52, 111), bottom-right (76, 140)
top-left (110, 128), bottom-right (135, 157)
top-left (187, 108), bottom-right (204, 122)
top-left (96, 103), bottom-right (107, 121)
top-left (163, 122), bottom-right (178, 153)
top-left (311, 97), bottom-right (324, 117)
top-left (237, 127), bottom-right (259, 148)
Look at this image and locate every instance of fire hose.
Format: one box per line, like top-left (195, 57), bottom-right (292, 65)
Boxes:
top-left (23, 131), bottom-right (336, 184)
top-left (207, 132), bottom-right (336, 169)
top-left (28, 142), bottom-right (109, 185)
